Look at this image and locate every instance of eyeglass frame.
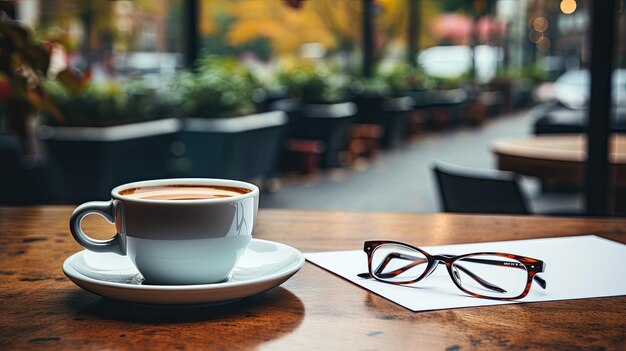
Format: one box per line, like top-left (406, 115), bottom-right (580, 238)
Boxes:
top-left (363, 240), bottom-right (546, 300)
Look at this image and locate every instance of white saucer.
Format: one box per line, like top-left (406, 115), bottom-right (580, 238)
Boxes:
top-left (62, 238), bottom-right (305, 305)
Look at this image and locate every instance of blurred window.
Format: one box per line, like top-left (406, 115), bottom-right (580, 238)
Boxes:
top-left (17, 0), bottom-right (184, 83)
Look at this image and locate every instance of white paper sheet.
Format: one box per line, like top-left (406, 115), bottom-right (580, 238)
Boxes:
top-left (305, 235), bottom-right (626, 312)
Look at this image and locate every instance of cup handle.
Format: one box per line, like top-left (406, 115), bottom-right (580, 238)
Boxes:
top-left (69, 200), bottom-right (125, 255)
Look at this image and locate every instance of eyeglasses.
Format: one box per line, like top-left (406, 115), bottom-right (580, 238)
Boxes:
top-left (361, 241), bottom-right (546, 300)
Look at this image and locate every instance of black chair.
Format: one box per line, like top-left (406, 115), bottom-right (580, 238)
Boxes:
top-left (433, 162), bottom-right (530, 215)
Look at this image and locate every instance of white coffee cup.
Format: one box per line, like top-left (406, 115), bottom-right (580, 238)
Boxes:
top-left (69, 178), bottom-right (259, 285)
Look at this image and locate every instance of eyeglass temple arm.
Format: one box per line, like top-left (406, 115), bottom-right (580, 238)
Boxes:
top-left (534, 275), bottom-right (547, 289)
top-left (374, 253), bottom-right (508, 293)
top-left (451, 256), bottom-right (547, 289)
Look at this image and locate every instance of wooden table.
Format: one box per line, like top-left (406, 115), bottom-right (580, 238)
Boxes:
top-left (492, 134), bottom-right (626, 213)
top-left (492, 134), bottom-right (626, 188)
top-left (1, 207), bottom-right (626, 350)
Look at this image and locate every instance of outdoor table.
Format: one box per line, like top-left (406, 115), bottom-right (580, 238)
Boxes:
top-left (1, 207), bottom-right (625, 350)
top-left (492, 134), bottom-right (626, 213)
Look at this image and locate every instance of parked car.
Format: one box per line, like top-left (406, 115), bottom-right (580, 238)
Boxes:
top-left (532, 102), bottom-right (626, 135)
top-left (532, 70), bottom-right (626, 135)
top-left (552, 69), bottom-right (626, 109)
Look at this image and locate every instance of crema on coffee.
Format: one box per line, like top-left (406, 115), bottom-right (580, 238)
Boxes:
top-left (119, 185), bottom-right (251, 200)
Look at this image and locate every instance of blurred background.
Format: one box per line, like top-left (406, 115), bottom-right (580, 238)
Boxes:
top-left (1, 0), bottom-right (625, 216)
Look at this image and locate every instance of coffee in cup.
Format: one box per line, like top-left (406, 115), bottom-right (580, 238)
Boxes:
top-left (119, 184), bottom-right (251, 201)
top-left (69, 178), bottom-right (259, 285)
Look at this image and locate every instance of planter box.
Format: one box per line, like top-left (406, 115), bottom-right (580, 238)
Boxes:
top-left (284, 102), bottom-right (356, 169)
top-left (354, 96), bottom-right (414, 149)
top-left (269, 98), bottom-right (301, 137)
top-left (179, 111), bottom-right (288, 181)
top-left (410, 89), bottom-right (468, 129)
top-left (354, 96), bottom-right (387, 124)
top-left (254, 89), bottom-right (290, 113)
top-left (382, 96), bottom-right (414, 148)
top-left (0, 134), bottom-right (55, 204)
top-left (478, 90), bottom-right (504, 118)
top-left (38, 118), bottom-right (180, 203)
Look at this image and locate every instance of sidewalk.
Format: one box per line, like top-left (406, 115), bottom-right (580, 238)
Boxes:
top-left (260, 109), bottom-right (583, 214)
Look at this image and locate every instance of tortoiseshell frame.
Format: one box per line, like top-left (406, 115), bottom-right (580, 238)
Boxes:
top-left (363, 240), bottom-right (546, 301)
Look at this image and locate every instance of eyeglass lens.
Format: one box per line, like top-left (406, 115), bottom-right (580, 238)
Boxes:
top-left (370, 244), bottom-right (530, 299)
top-left (453, 255), bottom-right (528, 298)
top-left (371, 243), bottom-right (429, 283)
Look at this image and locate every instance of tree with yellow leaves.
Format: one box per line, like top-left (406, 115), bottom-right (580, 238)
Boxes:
top-left (204, 0), bottom-right (439, 59)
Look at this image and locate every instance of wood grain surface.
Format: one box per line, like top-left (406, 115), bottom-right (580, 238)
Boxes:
top-left (1, 206), bottom-right (625, 350)
top-left (492, 135), bottom-right (626, 214)
top-left (492, 135), bottom-right (626, 188)
top-left (491, 135), bottom-right (626, 163)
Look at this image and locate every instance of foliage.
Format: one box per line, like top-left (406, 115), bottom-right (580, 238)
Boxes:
top-left (0, 16), bottom-right (60, 139)
top-left (43, 79), bottom-right (167, 127)
top-left (43, 80), bottom-right (121, 127)
top-left (201, 13), bottom-right (272, 62)
top-left (277, 60), bottom-right (350, 104)
top-left (174, 56), bottom-right (256, 118)
top-left (522, 63), bottom-right (550, 83)
top-left (376, 64), bottom-right (432, 96)
top-left (224, 0), bottom-right (440, 57)
top-left (226, 1), bottom-right (350, 55)
top-left (251, 65), bottom-right (287, 95)
top-left (44, 56), bottom-right (262, 124)
top-left (349, 64), bottom-right (434, 98)
top-left (430, 72), bottom-right (470, 90)
top-left (349, 76), bottom-right (391, 98)
top-left (440, 0), bottom-right (496, 15)
top-left (495, 63), bottom-right (549, 84)
top-left (124, 80), bottom-right (173, 121)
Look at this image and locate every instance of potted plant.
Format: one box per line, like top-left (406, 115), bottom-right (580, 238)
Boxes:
top-left (357, 64), bottom-right (418, 148)
top-left (173, 57), bottom-right (288, 182)
top-left (250, 65), bottom-right (291, 113)
top-left (38, 79), bottom-right (180, 203)
top-left (493, 64), bottom-right (547, 110)
top-left (275, 61), bottom-right (356, 171)
top-left (350, 75), bottom-right (391, 120)
top-left (0, 18), bottom-right (68, 204)
top-left (424, 74), bottom-right (470, 129)
top-left (389, 66), bottom-right (435, 135)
